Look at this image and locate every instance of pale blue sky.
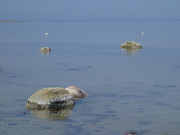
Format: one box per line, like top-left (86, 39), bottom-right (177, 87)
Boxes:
top-left (0, 0), bottom-right (180, 20)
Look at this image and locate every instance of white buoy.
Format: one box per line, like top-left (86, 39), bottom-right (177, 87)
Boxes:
top-left (45, 32), bottom-right (48, 36)
top-left (141, 31), bottom-right (144, 36)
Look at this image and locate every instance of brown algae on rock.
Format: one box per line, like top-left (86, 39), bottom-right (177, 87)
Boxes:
top-left (120, 41), bottom-right (142, 49)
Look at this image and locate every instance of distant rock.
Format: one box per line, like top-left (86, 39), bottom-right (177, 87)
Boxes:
top-left (38, 47), bottom-right (51, 53)
top-left (120, 41), bottom-right (142, 49)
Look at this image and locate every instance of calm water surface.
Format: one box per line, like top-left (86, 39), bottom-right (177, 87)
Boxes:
top-left (0, 20), bottom-right (180, 135)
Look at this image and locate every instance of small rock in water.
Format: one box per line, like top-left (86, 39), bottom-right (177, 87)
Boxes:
top-left (124, 132), bottom-right (137, 135)
top-left (120, 41), bottom-right (142, 49)
top-left (38, 47), bottom-right (51, 53)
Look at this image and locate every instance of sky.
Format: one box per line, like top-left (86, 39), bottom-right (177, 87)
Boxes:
top-left (0, 0), bottom-right (180, 21)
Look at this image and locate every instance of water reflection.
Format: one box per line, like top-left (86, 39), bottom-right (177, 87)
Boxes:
top-left (26, 105), bottom-right (74, 120)
top-left (121, 48), bottom-right (141, 55)
top-left (39, 51), bottom-right (51, 55)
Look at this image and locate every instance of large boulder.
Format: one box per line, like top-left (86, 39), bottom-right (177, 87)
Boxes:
top-left (26, 86), bottom-right (87, 109)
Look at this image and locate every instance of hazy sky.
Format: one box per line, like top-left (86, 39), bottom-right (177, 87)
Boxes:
top-left (0, 0), bottom-right (180, 20)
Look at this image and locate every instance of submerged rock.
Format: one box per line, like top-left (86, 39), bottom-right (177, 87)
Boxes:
top-left (38, 47), bottom-right (51, 53)
top-left (120, 41), bottom-right (142, 49)
top-left (26, 86), bottom-right (87, 109)
top-left (124, 132), bottom-right (137, 135)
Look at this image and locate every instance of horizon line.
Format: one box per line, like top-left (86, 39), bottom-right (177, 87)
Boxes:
top-left (1, 19), bottom-right (180, 22)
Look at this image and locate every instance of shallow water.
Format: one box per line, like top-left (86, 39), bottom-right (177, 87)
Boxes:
top-left (0, 20), bottom-right (180, 135)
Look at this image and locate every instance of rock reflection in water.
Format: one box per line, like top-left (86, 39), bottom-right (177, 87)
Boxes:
top-left (26, 105), bottom-right (74, 120)
top-left (121, 48), bottom-right (141, 56)
top-left (39, 51), bottom-right (51, 55)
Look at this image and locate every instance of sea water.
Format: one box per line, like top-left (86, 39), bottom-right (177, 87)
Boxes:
top-left (0, 20), bottom-right (180, 135)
